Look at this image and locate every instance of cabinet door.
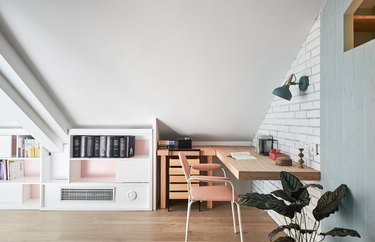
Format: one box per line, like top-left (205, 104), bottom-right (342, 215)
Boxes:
top-left (115, 159), bottom-right (149, 182)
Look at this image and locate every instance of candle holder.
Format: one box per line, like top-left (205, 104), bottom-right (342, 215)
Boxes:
top-left (298, 148), bottom-right (304, 168)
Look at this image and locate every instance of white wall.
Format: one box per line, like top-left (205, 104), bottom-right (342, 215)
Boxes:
top-left (0, 0), bottom-right (325, 141)
top-left (251, 15), bottom-right (321, 232)
top-left (0, 113), bottom-right (19, 127)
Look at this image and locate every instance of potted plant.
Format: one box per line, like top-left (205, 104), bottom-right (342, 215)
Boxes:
top-left (238, 171), bottom-right (360, 242)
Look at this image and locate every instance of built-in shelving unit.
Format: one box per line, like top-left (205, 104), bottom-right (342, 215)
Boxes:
top-left (1, 128), bottom-right (154, 211)
top-left (42, 128), bottom-right (153, 211)
top-left (0, 129), bottom-right (45, 210)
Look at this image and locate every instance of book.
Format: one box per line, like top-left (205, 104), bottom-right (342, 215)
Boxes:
top-left (105, 136), bottom-right (113, 157)
top-left (119, 136), bottom-right (126, 158)
top-left (125, 136), bottom-right (135, 158)
top-left (86, 136), bottom-right (94, 157)
top-left (9, 160), bottom-right (25, 180)
top-left (226, 152), bottom-right (256, 160)
top-left (94, 136), bottom-right (100, 157)
top-left (17, 136), bottom-right (24, 157)
top-left (112, 136), bottom-right (120, 158)
top-left (5, 159), bottom-right (9, 180)
top-left (72, 136), bottom-right (81, 157)
top-left (80, 136), bottom-right (86, 158)
top-left (0, 160), bottom-right (3, 180)
top-left (99, 136), bottom-right (106, 157)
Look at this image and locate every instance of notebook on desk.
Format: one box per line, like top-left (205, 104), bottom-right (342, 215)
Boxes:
top-left (226, 152), bottom-right (256, 160)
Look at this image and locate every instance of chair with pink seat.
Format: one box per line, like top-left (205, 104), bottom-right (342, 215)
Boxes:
top-left (179, 152), bottom-right (243, 242)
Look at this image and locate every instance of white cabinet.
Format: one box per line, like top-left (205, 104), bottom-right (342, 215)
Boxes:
top-left (42, 128), bottom-right (153, 211)
top-left (0, 128), bottom-right (154, 211)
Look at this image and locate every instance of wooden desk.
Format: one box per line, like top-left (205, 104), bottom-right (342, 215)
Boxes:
top-left (158, 145), bottom-right (320, 209)
top-left (214, 146), bottom-right (321, 181)
top-left (158, 146), bottom-right (216, 209)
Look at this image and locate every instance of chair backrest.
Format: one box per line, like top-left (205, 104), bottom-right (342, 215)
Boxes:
top-left (178, 152), bottom-right (191, 181)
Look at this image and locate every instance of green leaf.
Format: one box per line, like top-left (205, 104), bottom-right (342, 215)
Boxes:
top-left (313, 184), bottom-right (348, 221)
top-left (299, 229), bottom-right (315, 234)
top-left (238, 193), bottom-right (276, 209)
top-left (291, 184), bottom-right (323, 200)
top-left (320, 228), bottom-right (360, 238)
top-left (273, 236), bottom-right (295, 242)
top-left (280, 172), bottom-right (304, 199)
top-left (286, 198), bottom-right (310, 214)
top-left (272, 189), bottom-right (295, 202)
top-left (266, 199), bottom-right (295, 219)
top-left (268, 224), bottom-right (300, 241)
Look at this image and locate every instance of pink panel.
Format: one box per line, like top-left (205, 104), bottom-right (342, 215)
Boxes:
top-left (24, 159), bottom-right (40, 177)
top-left (30, 184), bottom-right (40, 199)
top-left (81, 160), bottom-right (115, 178)
top-left (135, 139), bottom-right (149, 156)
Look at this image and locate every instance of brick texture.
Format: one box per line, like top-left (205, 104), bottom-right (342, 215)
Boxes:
top-left (251, 15), bottom-right (321, 239)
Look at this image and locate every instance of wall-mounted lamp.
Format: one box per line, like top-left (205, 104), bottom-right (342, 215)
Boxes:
top-left (272, 74), bottom-right (309, 101)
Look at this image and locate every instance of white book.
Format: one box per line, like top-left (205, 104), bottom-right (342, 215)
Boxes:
top-left (227, 152), bottom-right (257, 160)
top-left (9, 160), bottom-right (25, 180)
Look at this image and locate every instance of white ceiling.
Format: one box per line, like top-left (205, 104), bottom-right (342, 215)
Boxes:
top-left (0, 0), bottom-right (325, 141)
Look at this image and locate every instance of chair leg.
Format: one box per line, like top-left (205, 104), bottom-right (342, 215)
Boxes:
top-left (231, 201), bottom-right (237, 234)
top-left (236, 202), bottom-right (244, 242)
top-left (185, 200), bottom-right (194, 242)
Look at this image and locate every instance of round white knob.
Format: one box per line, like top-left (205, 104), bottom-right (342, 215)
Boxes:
top-left (127, 191), bottom-right (137, 201)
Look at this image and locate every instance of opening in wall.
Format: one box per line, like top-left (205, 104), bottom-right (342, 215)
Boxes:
top-left (344, 0), bottom-right (375, 51)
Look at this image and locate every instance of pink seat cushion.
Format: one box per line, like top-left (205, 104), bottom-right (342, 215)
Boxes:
top-left (190, 185), bottom-right (237, 202)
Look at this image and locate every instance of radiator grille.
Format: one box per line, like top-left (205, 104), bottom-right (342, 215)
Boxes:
top-left (61, 188), bottom-right (115, 201)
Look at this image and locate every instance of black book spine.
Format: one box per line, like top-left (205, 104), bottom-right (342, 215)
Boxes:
top-left (99, 136), bottom-right (106, 157)
top-left (80, 136), bottom-right (86, 158)
top-left (125, 136), bottom-right (135, 158)
top-left (72, 136), bottom-right (81, 158)
top-left (119, 136), bottom-right (126, 158)
top-left (94, 136), bottom-right (100, 157)
top-left (86, 136), bottom-right (94, 157)
top-left (106, 136), bottom-right (113, 157)
top-left (112, 136), bottom-right (120, 158)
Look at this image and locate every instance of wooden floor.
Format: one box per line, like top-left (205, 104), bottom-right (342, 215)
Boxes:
top-left (0, 202), bottom-right (278, 242)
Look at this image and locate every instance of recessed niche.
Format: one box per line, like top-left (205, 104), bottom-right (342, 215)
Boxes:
top-left (344, 0), bottom-right (375, 51)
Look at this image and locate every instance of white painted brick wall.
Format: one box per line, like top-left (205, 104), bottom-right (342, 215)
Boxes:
top-left (251, 15), bottom-right (322, 241)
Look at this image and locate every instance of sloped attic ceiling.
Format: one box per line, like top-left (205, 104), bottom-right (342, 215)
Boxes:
top-left (0, 0), bottom-right (325, 141)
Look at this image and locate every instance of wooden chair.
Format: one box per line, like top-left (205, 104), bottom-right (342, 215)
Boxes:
top-left (179, 152), bottom-right (243, 242)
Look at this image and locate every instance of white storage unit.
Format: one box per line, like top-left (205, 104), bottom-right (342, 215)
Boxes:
top-left (0, 129), bottom-right (45, 210)
top-left (42, 128), bottom-right (153, 211)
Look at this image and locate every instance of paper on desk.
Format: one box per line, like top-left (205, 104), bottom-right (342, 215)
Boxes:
top-left (226, 152), bottom-right (257, 160)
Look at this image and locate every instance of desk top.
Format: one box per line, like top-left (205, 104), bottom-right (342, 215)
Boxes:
top-left (214, 146), bottom-right (321, 181)
top-left (157, 146), bottom-right (216, 156)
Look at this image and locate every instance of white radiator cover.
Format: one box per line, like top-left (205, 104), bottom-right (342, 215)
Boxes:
top-left (60, 188), bottom-right (115, 201)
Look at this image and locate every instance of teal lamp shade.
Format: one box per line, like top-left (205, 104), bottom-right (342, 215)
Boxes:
top-left (272, 84), bottom-right (292, 101)
top-left (271, 74), bottom-right (309, 101)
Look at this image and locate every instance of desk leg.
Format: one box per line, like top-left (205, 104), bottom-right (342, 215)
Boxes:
top-left (160, 155), bottom-right (167, 209)
top-left (207, 155), bottom-right (213, 209)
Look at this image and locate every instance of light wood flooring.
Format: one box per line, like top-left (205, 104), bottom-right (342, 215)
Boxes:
top-left (0, 202), bottom-right (278, 242)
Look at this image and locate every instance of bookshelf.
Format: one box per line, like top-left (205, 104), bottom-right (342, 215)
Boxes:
top-left (42, 128), bottom-right (154, 211)
top-left (0, 129), bottom-right (44, 210)
top-left (0, 128), bottom-right (154, 211)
